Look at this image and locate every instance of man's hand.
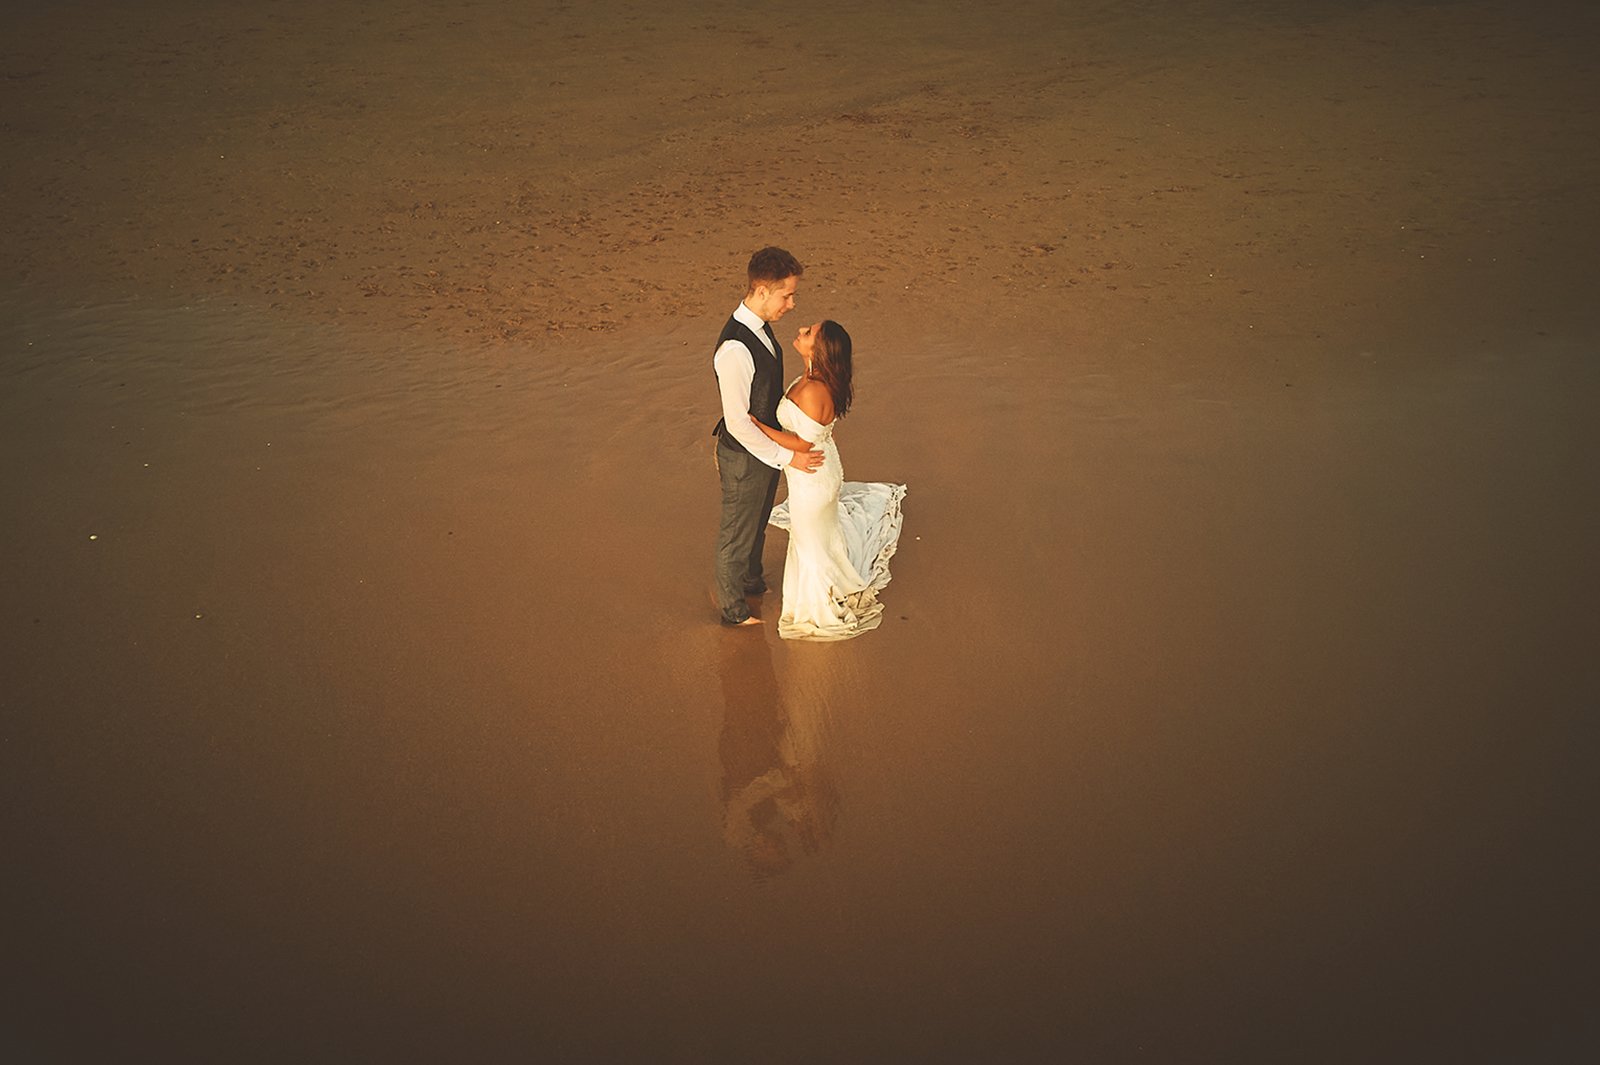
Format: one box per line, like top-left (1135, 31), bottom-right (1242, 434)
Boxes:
top-left (789, 447), bottom-right (824, 474)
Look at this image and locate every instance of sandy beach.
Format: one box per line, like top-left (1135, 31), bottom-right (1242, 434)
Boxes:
top-left (4, 1), bottom-right (1598, 1060)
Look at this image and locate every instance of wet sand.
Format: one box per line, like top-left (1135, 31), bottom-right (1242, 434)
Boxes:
top-left (4, 1), bottom-right (1598, 1060)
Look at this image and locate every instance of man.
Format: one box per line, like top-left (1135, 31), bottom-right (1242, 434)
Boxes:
top-left (712, 247), bottom-right (823, 627)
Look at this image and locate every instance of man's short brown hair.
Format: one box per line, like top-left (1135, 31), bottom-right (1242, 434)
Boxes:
top-left (747, 246), bottom-right (803, 288)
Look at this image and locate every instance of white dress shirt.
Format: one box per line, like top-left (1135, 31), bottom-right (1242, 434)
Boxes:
top-left (713, 301), bottom-right (793, 469)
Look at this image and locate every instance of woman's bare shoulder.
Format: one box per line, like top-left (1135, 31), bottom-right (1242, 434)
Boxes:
top-left (789, 378), bottom-right (835, 423)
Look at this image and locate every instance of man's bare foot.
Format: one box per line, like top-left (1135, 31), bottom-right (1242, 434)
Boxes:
top-left (723, 614), bottom-right (763, 627)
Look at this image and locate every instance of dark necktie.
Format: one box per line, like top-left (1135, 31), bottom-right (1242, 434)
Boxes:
top-left (762, 323), bottom-right (778, 354)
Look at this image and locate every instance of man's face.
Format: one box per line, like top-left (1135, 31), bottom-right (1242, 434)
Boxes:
top-left (751, 275), bottom-right (799, 322)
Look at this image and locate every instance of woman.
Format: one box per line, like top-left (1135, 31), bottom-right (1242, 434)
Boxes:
top-left (750, 321), bottom-right (906, 640)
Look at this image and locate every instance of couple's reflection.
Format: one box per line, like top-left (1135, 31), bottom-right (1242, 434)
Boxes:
top-left (718, 631), bottom-right (839, 879)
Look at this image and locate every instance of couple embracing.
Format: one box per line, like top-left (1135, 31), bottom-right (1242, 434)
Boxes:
top-left (712, 247), bottom-right (906, 640)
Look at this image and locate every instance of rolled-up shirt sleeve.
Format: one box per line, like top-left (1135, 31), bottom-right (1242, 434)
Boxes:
top-left (714, 339), bottom-right (793, 469)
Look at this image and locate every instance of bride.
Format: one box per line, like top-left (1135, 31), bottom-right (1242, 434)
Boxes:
top-left (751, 321), bottom-right (906, 641)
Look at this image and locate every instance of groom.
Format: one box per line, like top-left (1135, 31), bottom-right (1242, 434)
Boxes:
top-left (712, 247), bottom-right (823, 627)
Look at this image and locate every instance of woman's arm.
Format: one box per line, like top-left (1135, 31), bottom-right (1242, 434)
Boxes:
top-left (750, 415), bottom-right (813, 451)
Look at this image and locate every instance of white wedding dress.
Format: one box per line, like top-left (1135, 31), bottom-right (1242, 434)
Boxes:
top-left (767, 384), bottom-right (906, 641)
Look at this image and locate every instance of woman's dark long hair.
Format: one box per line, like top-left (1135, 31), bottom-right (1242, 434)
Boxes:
top-left (812, 320), bottom-right (854, 419)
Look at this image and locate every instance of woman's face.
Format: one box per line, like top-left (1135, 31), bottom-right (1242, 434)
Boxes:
top-left (793, 321), bottom-right (824, 361)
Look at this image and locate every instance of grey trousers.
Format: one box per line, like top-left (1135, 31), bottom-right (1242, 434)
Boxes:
top-left (715, 440), bottom-right (781, 623)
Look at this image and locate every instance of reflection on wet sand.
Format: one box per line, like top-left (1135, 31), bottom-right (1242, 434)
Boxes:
top-left (717, 630), bottom-right (839, 879)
